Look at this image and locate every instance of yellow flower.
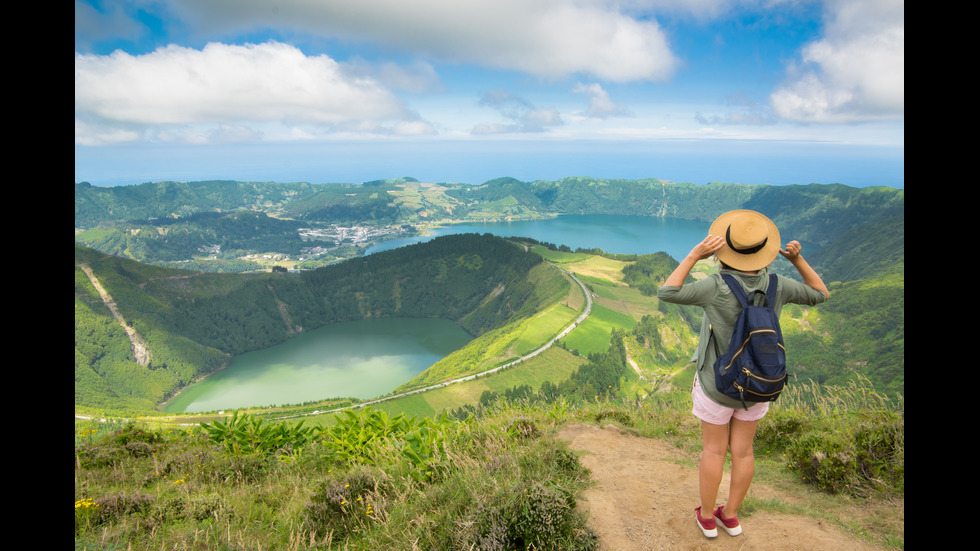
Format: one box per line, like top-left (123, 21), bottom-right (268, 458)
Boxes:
top-left (75, 498), bottom-right (97, 510)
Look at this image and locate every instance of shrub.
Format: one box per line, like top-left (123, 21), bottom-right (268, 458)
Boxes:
top-left (511, 482), bottom-right (580, 549)
top-left (789, 431), bottom-right (858, 494)
top-left (853, 415), bottom-right (904, 494)
top-left (201, 411), bottom-right (314, 456)
top-left (303, 471), bottom-right (386, 542)
top-left (93, 492), bottom-right (155, 525)
top-left (461, 482), bottom-right (596, 551)
top-left (507, 417), bottom-right (540, 439)
top-left (785, 412), bottom-right (903, 497)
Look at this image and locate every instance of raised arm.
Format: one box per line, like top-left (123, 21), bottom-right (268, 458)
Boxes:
top-left (779, 240), bottom-right (830, 299)
top-left (664, 235), bottom-right (725, 288)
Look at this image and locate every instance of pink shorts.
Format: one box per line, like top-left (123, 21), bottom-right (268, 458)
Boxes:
top-left (692, 375), bottom-right (769, 425)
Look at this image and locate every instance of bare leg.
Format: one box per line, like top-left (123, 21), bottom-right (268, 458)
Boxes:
top-left (723, 418), bottom-right (758, 518)
top-left (699, 420), bottom-right (730, 514)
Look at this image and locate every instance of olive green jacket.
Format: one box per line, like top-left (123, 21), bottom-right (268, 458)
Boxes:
top-left (657, 269), bottom-right (827, 408)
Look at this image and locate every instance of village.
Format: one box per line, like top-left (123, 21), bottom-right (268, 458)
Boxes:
top-left (298, 224), bottom-right (411, 246)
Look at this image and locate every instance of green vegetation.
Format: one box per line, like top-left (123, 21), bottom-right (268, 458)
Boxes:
top-left (757, 377), bottom-right (904, 498)
top-left (75, 404), bottom-right (600, 550)
top-left (76, 179), bottom-right (903, 275)
top-left (75, 371), bottom-right (903, 550)
top-left (74, 178), bottom-right (903, 549)
top-left (75, 234), bottom-right (564, 413)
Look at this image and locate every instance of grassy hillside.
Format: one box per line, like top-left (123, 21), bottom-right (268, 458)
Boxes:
top-left (75, 371), bottom-right (903, 550)
top-left (75, 234), bottom-right (567, 415)
top-left (75, 229), bottom-right (904, 550)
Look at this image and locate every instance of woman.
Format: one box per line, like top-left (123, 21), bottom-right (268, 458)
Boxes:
top-left (657, 210), bottom-right (829, 538)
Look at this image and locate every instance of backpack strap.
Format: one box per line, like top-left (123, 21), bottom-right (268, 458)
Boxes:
top-left (722, 273), bottom-right (779, 308)
top-left (720, 274), bottom-right (749, 307)
top-left (766, 273), bottom-right (778, 306)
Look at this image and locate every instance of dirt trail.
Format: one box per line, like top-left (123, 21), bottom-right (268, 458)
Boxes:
top-left (558, 424), bottom-right (882, 551)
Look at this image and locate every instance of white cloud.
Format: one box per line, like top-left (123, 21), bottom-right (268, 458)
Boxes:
top-left (75, 41), bottom-right (427, 145)
top-left (770, 0), bottom-right (904, 123)
top-left (344, 58), bottom-right (445, 94)
top-left (473, 90), bottom-right (563, 134)
top-left (171, 0), bottom-right (679, 82)
top-left (573, 83), bottom-right (631, 118)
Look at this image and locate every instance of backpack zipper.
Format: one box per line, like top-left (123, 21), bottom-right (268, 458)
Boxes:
top-left (719, 329), bottom-right (784, 372)
top-left (741, 366), bottom-right (786, 385)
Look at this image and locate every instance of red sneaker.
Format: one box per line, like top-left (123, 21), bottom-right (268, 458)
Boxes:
top-left (695, 506), bottom-right (718, 538)
top-left (713, 506), bottom-right (743, 536)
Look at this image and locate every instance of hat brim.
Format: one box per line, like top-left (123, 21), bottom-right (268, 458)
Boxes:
top-left (708, 210), bottom-right (781, 271)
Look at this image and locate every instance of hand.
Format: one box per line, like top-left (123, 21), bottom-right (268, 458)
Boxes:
top-left (779, 240), bottom-right (802, 262)
top-left (780, 240), bottom-right (830, 299)
top-left (690, 235), bottom-right (725, 261)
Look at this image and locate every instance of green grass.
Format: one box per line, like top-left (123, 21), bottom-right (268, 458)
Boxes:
top-left (74, 375), bottom-right (904, 550)
top-left (74, 248), bottom-right (903, 549)
top-left (559, 303), bottom-right (637, 356)
top-left (512, 303), bottom-right (580, 355)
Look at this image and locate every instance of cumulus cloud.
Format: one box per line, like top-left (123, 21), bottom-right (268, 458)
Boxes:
top-left (770, 0), bottom-right (904, 123)
top-left (573, 83), bottom-right (631, 118)
top-left (472, 90), bottom-right (563, 134)
top-left (75, 41), bottom-right (431, 145)
top-left (170, 0), bottom-right (679, 82)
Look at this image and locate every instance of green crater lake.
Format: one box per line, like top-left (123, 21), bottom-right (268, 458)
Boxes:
top-left (165, 215), bottom-right (710, 414)
top-left (162, 318), bottom-right (472, 413)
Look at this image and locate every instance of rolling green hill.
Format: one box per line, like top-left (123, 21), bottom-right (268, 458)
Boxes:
top-left (75, 178), bottom-right (903, 414)
top-left (75, 178), bottom-right (904, 280)
top-left (75, 234), bottom-right (569, 414)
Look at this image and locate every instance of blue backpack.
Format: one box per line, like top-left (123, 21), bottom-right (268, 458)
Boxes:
top-left (713, 273), bottom-right (787, 409)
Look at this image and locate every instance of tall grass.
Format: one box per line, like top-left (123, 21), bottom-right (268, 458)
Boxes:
top-left (74, 377), bottom-right (904, 550)
top-left (756, 375), bottom-right (904, 498)
top-left (75, 405), bottom-right (597, 550)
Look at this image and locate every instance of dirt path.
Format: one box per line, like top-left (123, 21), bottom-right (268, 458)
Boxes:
top-left (558, 424), bottom-right (883, 551)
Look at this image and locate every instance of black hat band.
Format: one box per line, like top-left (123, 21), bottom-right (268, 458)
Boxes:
top-left (726, 226), bottom-right (767, 255)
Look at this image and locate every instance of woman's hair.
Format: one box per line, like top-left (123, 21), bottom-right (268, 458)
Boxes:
top-left (719, 259), bottom-right (761, 275)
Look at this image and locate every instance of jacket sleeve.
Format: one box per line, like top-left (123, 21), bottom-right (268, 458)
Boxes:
top-left (657, 276), bottom-right (718, 307)
top-left (776, 274), bottom-right (828, 306)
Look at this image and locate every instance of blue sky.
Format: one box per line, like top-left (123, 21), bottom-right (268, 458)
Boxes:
top-left (75, 0), bottom-right (904, 188)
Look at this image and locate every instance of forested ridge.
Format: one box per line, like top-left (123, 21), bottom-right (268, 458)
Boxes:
top-left (75, 234), bottom-right (565, 413)
top-left (75, 178), bottom-right (903, 279)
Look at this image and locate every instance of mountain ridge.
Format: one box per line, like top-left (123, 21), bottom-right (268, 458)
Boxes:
top-left (75, 178), bottom-right (903, 281)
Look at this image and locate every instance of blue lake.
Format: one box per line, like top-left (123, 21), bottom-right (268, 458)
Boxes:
top-left (367, 214), bottom-right (710, 262)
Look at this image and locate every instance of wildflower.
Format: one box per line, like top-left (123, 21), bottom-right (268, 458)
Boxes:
top-left (75, 498), bottom-right (97, 510)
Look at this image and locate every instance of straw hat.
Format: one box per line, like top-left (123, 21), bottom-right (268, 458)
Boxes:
top-left (708, 210), bottom-right (781, 271)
